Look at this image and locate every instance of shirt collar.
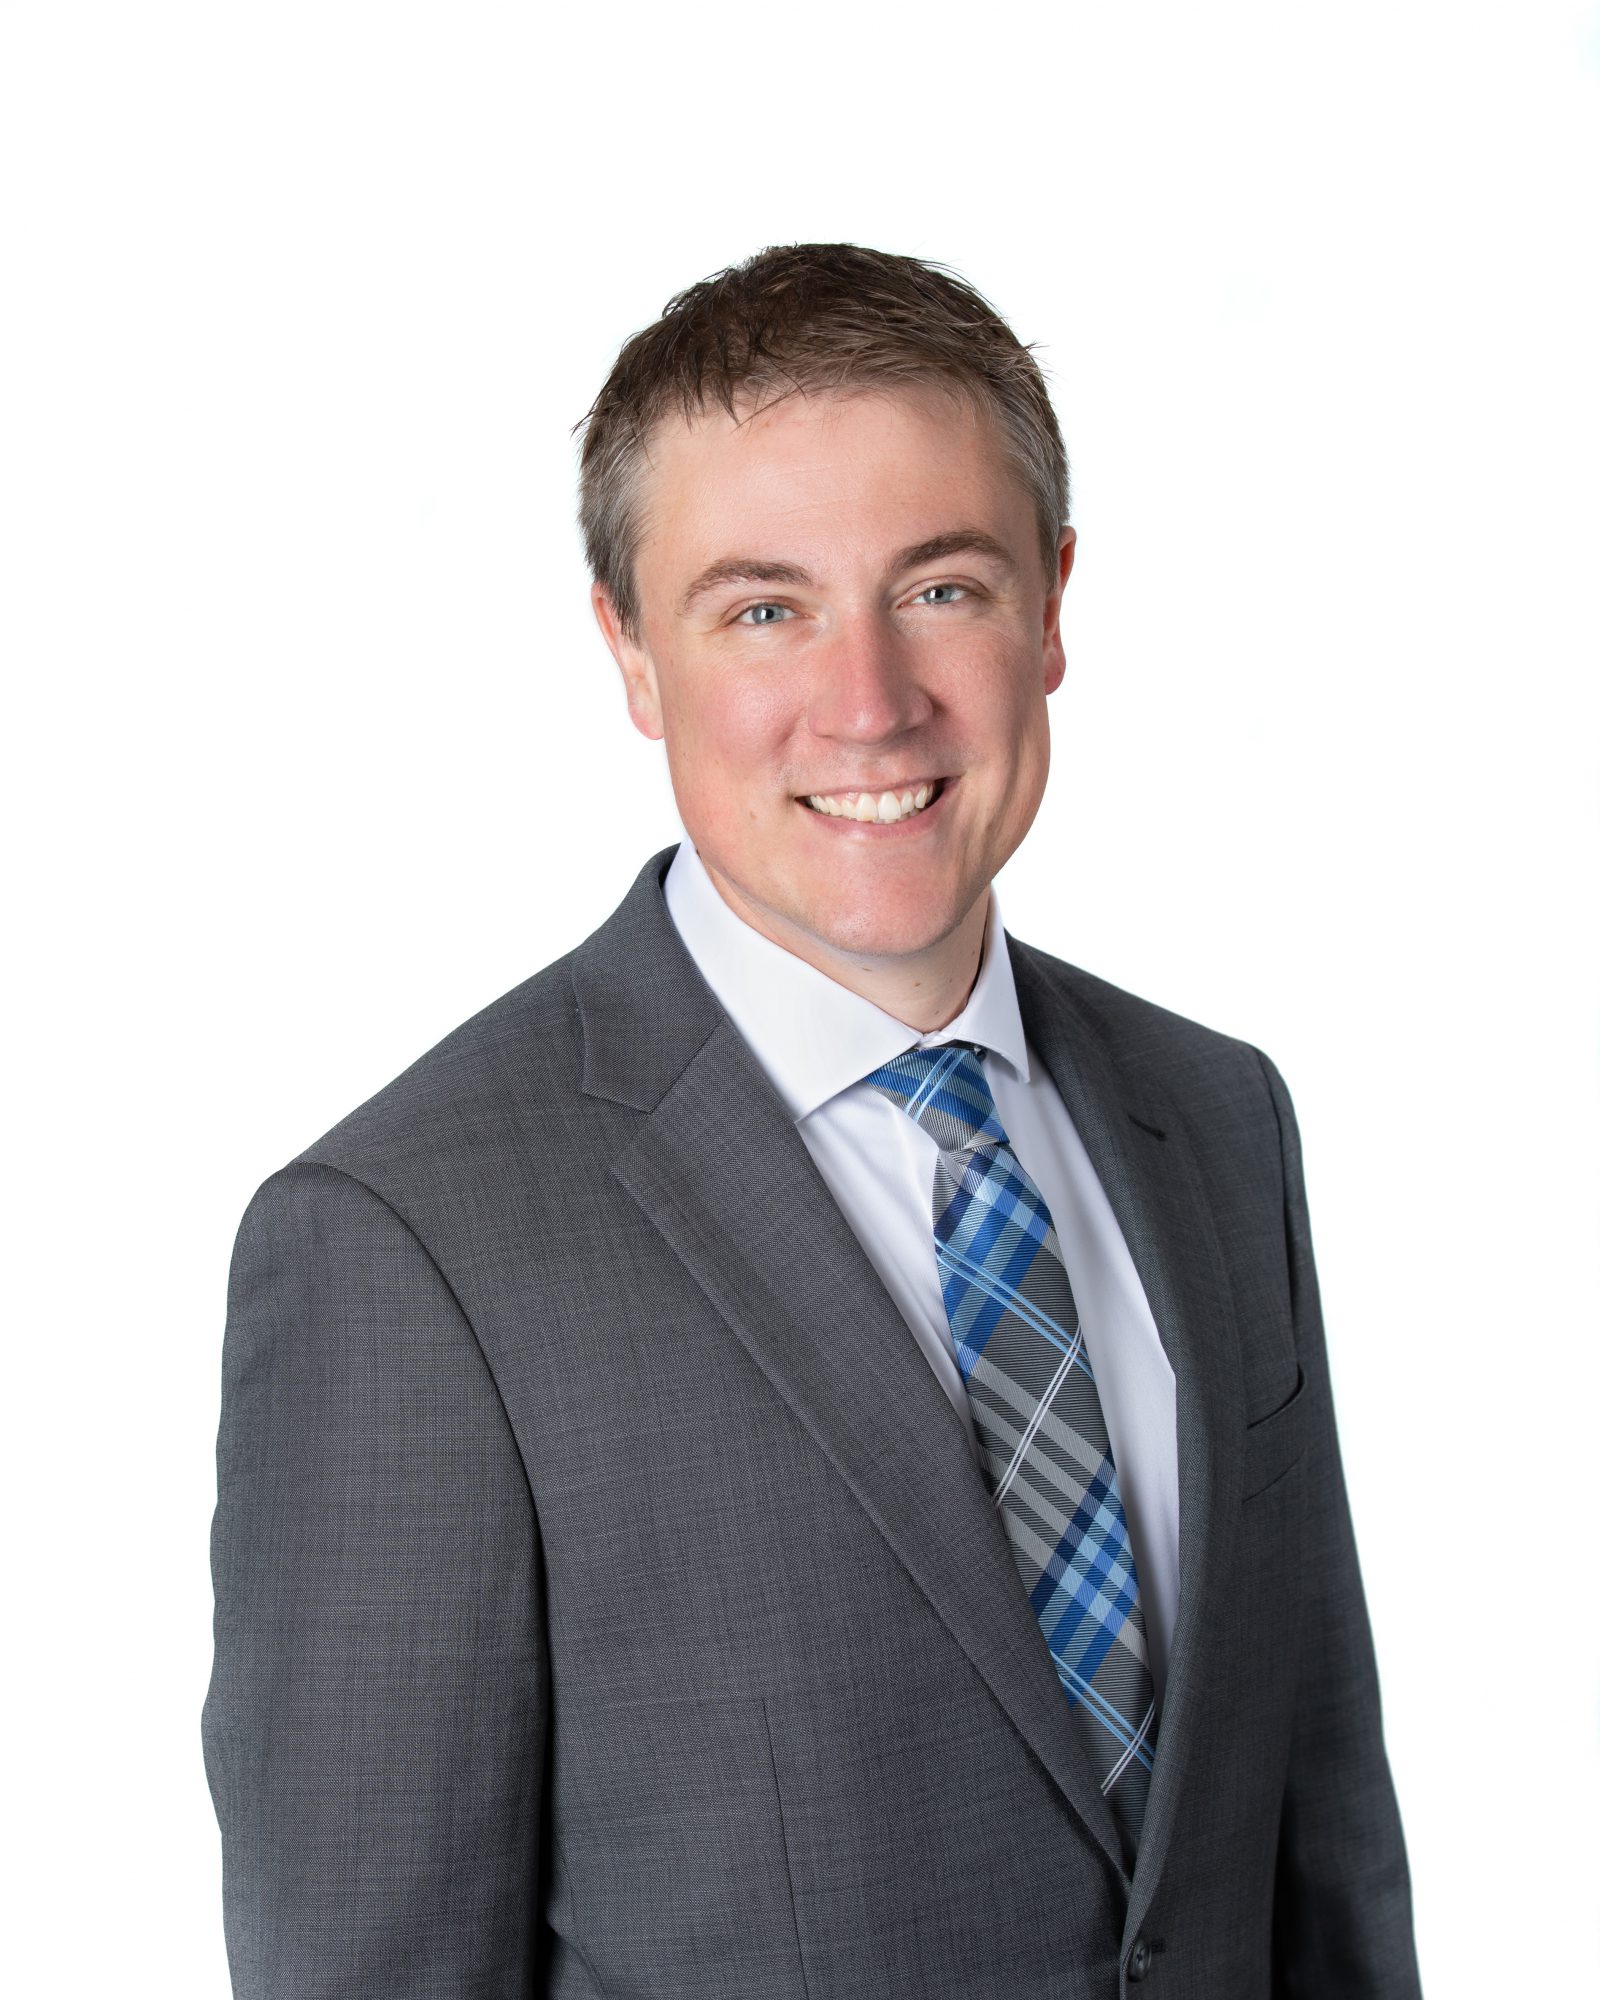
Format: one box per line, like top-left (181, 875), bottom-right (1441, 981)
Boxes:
top-left (662, 840), bottom-right (1032, 1124)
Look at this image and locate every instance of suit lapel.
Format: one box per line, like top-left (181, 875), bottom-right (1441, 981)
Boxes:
top-left (1008, 938), bottom-right (1248, 1924)
top-left (576, 852), bottom-right (1129, 1879)
top-left (575, 852), bottom-right (1244, 1899)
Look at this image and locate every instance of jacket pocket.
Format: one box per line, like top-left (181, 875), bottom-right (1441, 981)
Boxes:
top-left (1240, 1363), bottom-right (1311, 1500)
top-left (552, 1690), bottom-right (807, 1998)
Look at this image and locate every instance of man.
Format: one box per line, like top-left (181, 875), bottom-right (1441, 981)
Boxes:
top-left (204, 243), bottom-right (1421, 1997)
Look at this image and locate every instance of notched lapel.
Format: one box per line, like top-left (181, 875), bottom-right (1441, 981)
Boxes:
top-left (574, 854), bottom-right (1130, 1881)
top-left (1009, 939), bottom-right (1248, 1925)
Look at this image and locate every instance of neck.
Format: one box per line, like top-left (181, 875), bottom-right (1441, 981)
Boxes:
top-left (699, 861), bottom-right (991, 1034)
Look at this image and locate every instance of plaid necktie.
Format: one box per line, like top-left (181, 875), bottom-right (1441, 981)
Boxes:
top-left (865, 1042), bottom-right (1158, 1852)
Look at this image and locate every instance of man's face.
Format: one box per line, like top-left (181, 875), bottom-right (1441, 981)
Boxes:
top-left (594, 384), bottom-right (1074, 974)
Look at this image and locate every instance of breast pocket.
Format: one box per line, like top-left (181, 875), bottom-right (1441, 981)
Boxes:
top-left (1240, 1363), bottom-right (1312, 1501)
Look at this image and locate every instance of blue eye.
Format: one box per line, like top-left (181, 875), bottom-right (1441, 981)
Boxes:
top-left (738, 602), bottom-right (791, 625)
top-left (916, 583), bottom-right (968, 606)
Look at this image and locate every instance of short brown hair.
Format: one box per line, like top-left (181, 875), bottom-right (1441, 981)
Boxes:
top-left (576, 242), bottom-right (1070, 639)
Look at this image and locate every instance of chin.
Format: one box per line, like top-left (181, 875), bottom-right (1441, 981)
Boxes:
top-left (700, 843), bottom-right (979, 969)
top-left (793, 891), bottom-right (967, 966)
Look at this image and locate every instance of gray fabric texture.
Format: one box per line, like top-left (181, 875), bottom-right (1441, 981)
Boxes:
top-left (204, 845), bottom-right (1422, 1998)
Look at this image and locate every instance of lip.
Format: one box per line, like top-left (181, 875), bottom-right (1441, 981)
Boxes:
top-left (794, 775), bottom-right (955, 835)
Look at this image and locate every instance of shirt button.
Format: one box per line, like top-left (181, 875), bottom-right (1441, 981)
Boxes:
top-left (1127, 1935), bottom-right (1152, 1982)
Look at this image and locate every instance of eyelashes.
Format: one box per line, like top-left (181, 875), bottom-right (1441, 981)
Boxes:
top-left (731, 582), bottom-right (977, 627)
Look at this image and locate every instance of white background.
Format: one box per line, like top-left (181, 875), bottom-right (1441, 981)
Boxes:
top-left (4, 3), bottom-right (1596, 1992)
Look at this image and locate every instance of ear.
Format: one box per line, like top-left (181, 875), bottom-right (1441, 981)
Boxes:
top-left (1041, 525), bottom-right (1076, 696)
top-left (591, 580), bottom-right (665, 741)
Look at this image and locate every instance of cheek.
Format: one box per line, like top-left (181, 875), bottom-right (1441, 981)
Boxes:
top-left (660, 672), bottom-right (798, 805)
top-left (960, 650), bottom-right (1049, 764)
top-left (1011, 706), bottom-right (1053, 803)
top-left (968, 670), bottom-right (1052, 837)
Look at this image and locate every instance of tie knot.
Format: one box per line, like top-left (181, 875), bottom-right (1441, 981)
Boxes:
top-left (863, 1043), bottom-right (1011, 1154)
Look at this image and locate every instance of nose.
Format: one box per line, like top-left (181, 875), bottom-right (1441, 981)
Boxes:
top-left (805, 611), bottom-right (935, 747)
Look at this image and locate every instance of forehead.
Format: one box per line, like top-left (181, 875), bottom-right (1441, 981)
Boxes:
top-left (631, 384), bottom-right (1028, 568)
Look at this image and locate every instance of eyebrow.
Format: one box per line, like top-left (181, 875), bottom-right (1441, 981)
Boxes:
top-left (675, 530), bottom-right (1019, 617)
top-left (676, 558), bottom-right (811, 617)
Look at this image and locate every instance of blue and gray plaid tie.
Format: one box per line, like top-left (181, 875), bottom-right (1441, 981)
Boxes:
top-left (865, 1042), bottom-right (1158, 1852)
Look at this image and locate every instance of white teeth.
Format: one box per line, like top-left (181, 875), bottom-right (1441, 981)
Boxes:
top-left (804, 782), bottom-right (941, 823)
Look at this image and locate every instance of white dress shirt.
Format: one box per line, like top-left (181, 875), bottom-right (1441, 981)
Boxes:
top-left (663, 841), bottom-right (1180, 1709)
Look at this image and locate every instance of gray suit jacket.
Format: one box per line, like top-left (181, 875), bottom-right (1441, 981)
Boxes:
top-left (204, 846), bottom-right (1421, 1998)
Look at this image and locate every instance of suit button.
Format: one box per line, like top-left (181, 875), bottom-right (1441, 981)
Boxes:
top-left (1127, 1935), bottom-right (1152, 1982)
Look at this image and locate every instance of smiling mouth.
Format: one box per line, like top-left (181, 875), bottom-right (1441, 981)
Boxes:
top-left (799, 778), bottom-right (946, 824)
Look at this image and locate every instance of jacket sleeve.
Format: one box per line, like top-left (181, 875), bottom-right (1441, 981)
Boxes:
top-left (1255, 1051), bottom-right (1423, 1998)
top-left (202, 1161), bottom-right (547, 1997)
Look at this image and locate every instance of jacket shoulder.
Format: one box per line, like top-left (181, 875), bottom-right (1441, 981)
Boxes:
top-left (1008, 935), bottom-right (1275, 1107)
top-left (251, 847), bottom-right (694, 1229)
top-left (286, 947), bottom-right (588, 1192)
